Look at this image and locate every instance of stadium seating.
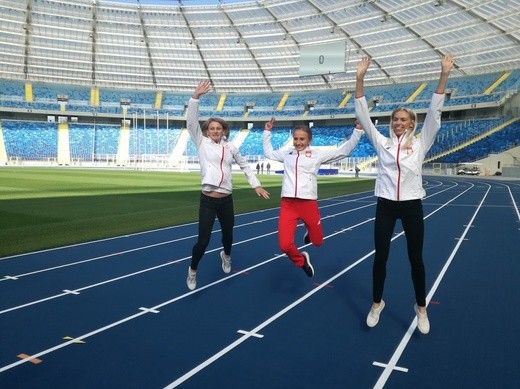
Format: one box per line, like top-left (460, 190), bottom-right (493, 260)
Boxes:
top-left (2, 121), bottom-right (58, 161)
top-left (2, 70), bottom-right (518, 116)
top-left (1, 116), bottom-right (517, 166)
top-left (1, 68), bottom-right (518, 167)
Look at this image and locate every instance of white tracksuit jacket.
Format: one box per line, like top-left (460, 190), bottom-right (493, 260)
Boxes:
top-left (263, 128), bottom-right (363, 200)
top-left (187, 98), bottom-right (260, 194)
top-left (354, 93), bottom-right (445, 201)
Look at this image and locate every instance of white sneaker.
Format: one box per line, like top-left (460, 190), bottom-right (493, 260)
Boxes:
top-left (220, 251), bottom-right (231, 274)
top-left (366, 300), bottom-right (385, 327)
top-left (414, 304), bottom-right (430, 334)
top-left (186, 267), bottom-right (197, 290)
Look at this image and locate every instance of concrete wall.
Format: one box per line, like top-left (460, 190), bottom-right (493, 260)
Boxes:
top-left (478, 145), bottom-right (520, 176)
top-left (502, 166), bottom-right (520, 178)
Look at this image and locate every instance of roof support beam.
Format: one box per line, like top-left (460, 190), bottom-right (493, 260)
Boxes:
top-left (23, 0), bottom-right (33, 80)
top-left (137, 1), bottom-right (157, 88)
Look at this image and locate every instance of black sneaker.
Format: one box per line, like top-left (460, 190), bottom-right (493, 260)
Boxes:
top-left (301, 251), bottom-right (314, 277)
top-left (303, 231), bottom-right (310, 245)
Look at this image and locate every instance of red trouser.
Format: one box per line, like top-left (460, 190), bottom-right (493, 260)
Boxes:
top-left (278, 197), bottom-right (323, 267)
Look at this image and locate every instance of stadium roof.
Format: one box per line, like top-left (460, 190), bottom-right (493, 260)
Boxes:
top-left (0, 0), bottom-right (519, 93)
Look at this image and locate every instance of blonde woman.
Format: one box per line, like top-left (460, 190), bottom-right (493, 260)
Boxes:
top-left (355, 55), bottom-right (455, 334)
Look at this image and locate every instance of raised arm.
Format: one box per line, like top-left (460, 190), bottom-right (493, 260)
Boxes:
top-left (419, 55), bottom-right (456, 150)
top-left (435, 55), bottom-right (455, 94)
top-left (263, 117), bottom-right (284, 162)
top-left (354, 58), bottom-right (383, 146)
top-left (264, 117), bottom-right (275, 132)
top-left (355, 57), bottom-right (371, 98)
top-left (192, 80), bottom-right (211, 100)
top-left (187, 80), bottom-right (211, 145)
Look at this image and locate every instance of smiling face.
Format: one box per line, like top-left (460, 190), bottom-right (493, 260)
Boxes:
top-left (292, 128), bottom-right (311, 151)
top-left (202, 118), bottom-right (229, 143)
top-left (391, 108), bottom-right (416, 138)
top-left (207, 121), bottom-right (224, 142)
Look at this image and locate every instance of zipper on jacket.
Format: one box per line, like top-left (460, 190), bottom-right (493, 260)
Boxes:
top-left (294, 151), bottom-right (300, 197)
top-left (396, 138), bottom-right (402, 201)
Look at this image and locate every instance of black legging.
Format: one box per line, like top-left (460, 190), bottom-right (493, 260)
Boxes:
top-left (372, 197), bottom-right (426, 307)
top-left (190, 193), bottom-right (234, 271)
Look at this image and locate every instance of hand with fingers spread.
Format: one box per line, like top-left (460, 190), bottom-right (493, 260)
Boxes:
top-left (356, 57), bottom-right (371, 80)
top-left (254, 186), bottom-right (270, 199)
top-left (193, 80), bottom-right (211, 99)
top-left (441, 55), bottom-right (455, 75)
top-left (355, 57), bottom-right (371, 98)
top-left (436, 55), bottom-right (455, 94)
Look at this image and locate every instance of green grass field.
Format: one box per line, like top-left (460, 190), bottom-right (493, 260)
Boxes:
top-left (0, 168), bottom-right (374, 257)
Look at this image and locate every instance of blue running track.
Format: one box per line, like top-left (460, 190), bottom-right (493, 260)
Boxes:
top-left (0, 176), bottom-right (519, 388)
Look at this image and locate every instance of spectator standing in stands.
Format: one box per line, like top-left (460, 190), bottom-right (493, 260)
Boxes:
top-left (263, 119), bottom-right (363, 277)
top-left (186, 80), bottom-right (270, 290)
top-left (355, 55), bottom-right (455, 334)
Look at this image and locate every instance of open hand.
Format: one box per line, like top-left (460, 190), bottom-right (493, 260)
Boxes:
top-left (193, 80), bottom-right (211, 99)
top-left (255, 186), bottom-right (270, 199)
top-left (441, 55), bottom-right (455, 75)
top-left (357, 57), bottom-right (371, 79)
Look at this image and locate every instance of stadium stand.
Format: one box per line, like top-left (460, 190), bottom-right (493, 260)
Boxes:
top-left (0, 0), bottom-right (518, 175)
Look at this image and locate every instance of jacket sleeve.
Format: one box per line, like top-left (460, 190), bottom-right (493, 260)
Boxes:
top-left (228, 144), bottom-right (261, 188)
top-left (263, 130), bottom-right (285, 162)
top-left (319, 128), bottom-right (363, 163)
top-left (419, 93), bottom-right (445, 153)
top-left (354, 96), bottom-right (385, 149)
top-left (186, 98), bottom-right (203, 146)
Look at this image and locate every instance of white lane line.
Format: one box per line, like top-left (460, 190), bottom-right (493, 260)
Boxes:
top-left (372, 361), bottom-right (408, 373)
top-left (63, 289), bottom-right (80, 295)
top-left (504, 183), bottom-right (520, 222)
top-left (0, 310), bottom-right (150, 373)
top-left (0, 238), bottom-right (196, 281)
top-left (237, 330), bottom-right (264, 338)
top-left (0, 221), bottom-right (200, 261)
top-left (0, 256), bottom-right (186, 315)
top-left (139, 307), bottom-right (160, 314)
